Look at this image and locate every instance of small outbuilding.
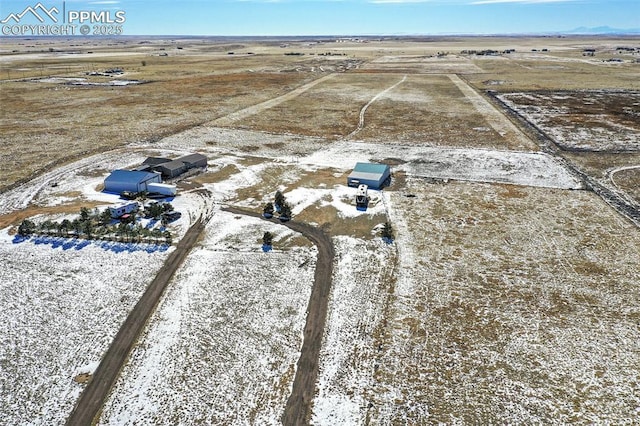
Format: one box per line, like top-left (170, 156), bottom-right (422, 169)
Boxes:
top-left (347, 162), bottom-right (391, 190)
top-left (104, 170), bottom-right (162, 194)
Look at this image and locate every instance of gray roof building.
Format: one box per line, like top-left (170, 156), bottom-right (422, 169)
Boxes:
top-left (142, 157), bottom-right (173, 166)
top-left (177, 153), bottom-right (207, 169)
top-left (154, 160), bottom-right (188, 178)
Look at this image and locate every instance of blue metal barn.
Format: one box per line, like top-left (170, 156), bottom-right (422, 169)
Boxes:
top-left (347, 163), bottom-right (391, 189)
top-left (103, 170), bottom-right (162, 194)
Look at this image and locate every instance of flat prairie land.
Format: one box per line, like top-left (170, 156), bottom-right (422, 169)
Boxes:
top-left (1, 35), bottom-right (639, 425)
top-left (231, 73), bottom-right (402, 138)
top-left (353, 73), bottom-right (537, 150)
top-left (0, 46), bottom-right (323, 192)
top-left (368, 179), bottom-right (640, 424)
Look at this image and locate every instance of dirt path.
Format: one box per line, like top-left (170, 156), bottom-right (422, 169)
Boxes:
top-left (448, 74), bottom-right (537, 150)
top-left (222, 207), bottom-right (334, 426)
top-left (212, 74), bottom-right (336, 126)
top-left (65, 215), bottom-right (210, 426)
top-left (346, 75), bottom-right (406, 139)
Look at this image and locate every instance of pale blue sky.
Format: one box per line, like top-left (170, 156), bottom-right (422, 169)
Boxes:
top-left (1, 0), bottom-right (638, 36)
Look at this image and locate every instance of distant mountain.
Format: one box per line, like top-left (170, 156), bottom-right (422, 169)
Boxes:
top-left (564, 26), bottom-right (640, 35)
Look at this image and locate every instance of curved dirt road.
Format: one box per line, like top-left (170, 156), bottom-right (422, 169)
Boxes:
top-left (346, 75), bottom-right (406, 139)
top-left (223, 207), bottom-right (334, 426)
top-left (65, 217), bottom-right (209, 426)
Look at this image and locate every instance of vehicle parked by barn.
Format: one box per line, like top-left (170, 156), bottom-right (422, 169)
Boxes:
top-left (356, 184), bottom-right (369, 210)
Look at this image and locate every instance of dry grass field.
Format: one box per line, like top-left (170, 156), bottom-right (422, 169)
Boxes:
top-left (1, 35), bottom-right (639, 424)
top-left (0, 42), bottom-right (324, 192)
top-left (369, 179), bottom-right (640, 424)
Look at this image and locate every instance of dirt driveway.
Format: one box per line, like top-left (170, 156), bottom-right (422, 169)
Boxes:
top-left (223, 206), bottom-right (335, 426)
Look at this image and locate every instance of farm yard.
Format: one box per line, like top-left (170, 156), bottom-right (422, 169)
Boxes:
top-left (1, 35), bottom-right (639, 424)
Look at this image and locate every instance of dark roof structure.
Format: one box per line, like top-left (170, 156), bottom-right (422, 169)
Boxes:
top-left (142, 157), bottom-right (173, 166)
top-left (177, 153), bottom-right (208, 168)
top-left (154, 160), bottom-right (188, 178)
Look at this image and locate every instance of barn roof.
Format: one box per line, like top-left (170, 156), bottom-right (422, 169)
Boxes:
top-left (105, 169), bottom-right (160, 183)
top-left (347, 162), bottom-right (391, 189)
top-left (177, 153), bottom-right (207, 165)
top-left (352, 162), bottom-right (389, 174)
top-left (142, 157), bottom-right (172, 166)
top-left (155, 159), bottom-right (187, 172)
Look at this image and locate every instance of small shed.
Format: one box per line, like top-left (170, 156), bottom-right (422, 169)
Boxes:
top-left (347, 163), bottom-right (391, 190)
top-left (104, 170), bottom-right (162, 194)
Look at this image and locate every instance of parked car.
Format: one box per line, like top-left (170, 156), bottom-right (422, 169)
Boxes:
top-left (120, 191), bottom-right (138, 200)
top-left (162, 211), bottom-right (182, 222)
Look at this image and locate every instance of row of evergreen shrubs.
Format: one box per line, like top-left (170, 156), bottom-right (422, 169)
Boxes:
top-left (17, 206), bottom-right (172, 245)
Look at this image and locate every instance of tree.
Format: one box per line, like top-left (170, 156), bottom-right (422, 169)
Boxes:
top-left (137, 191), bottom-right (148, 208)
top-left (130, 224), bottom-right (143, 243)
top-left (80, 207), bottom-right (91, 222)
top-left (121, 212), bottom-right (136, 224)
top-left (18, 219), bottom-right (36, 236)
top-left (381, 221), bottom-right (394, 242)
top-left (99, 208), bottom-right (113, 226)
top-left (82, 220), bottom-right (94, 239)
top-left (263, 202), bottom-right (274, 217)
top-left (71, 219), bottom-right (82, 236)
top-left (279, 202), bottom-right (292, 221)
top-left (41, 220), bottom-right (56, 234)
top-left (274, 190), bottom-right (286, 210)
top-left (59, 219), bottom-right (71, 236)
top-left (117, 222), bottom-right (131, 241)
top-left (146, 203), bottom-right (165, 219)
top-left (263, 231), bottom-right (274, 246)
top-left (163, 230), bottom-right (172, 245)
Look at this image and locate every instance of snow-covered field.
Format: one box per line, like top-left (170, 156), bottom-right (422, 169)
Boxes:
top-left (312, 236), bottom-right (394, 424)
top-left (302, 141), bottom-right (582, 190)
top-left (0, 228), bottom-right (171, 425)
top-left (100, 210), bottom-right (316, 425)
